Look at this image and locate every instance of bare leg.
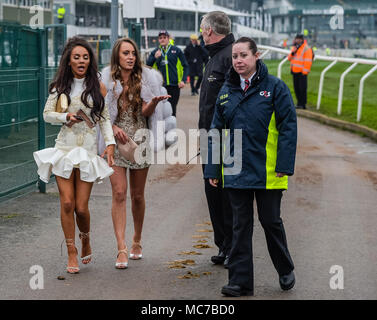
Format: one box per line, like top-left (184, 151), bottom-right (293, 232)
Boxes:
top-left (74, 171), bottom-right (93, 264)
top-left (129, 167), bottom-right (149, 257)
top-left (56, 171), bottom-right (78, 271)
top-left (109, 165), bottom-right (128, 265)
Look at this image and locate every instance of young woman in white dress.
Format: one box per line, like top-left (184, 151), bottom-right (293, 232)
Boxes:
top-left (33, 37), bottom-right (116, 274)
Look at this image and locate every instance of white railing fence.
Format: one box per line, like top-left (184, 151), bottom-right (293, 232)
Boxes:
top-left (258, 45), bottom-right (377, 122)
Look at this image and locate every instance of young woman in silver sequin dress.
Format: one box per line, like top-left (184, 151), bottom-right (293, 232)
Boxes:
top-left (104, 38), bottom-right (169, 269)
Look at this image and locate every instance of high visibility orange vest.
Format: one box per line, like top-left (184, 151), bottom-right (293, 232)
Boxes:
top-left (288, 40), bottom-right (313, 75)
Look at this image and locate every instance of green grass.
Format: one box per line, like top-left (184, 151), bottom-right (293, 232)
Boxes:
top-left (264, 60), bottom-right (377, 131)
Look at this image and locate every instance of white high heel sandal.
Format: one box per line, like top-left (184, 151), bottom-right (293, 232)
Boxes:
top-left (129, 241), bottom-right (142, 260)
top-left (79, 232), bottom-right (92, 264)
top-left (64, 239), bottom-right (80, 274)
top-left (115, 247), bottom-right (129, 269)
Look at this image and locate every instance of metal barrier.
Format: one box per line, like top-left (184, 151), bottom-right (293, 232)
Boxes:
top-left (0, 22), bottom-right (65, 201)
top-left (0, 68), bottom-right (40, 197)
top-left (258, 45), bottom-right (377, 122)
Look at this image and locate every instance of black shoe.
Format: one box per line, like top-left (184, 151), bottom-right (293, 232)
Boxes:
top-left (279, 271), bottom-right (295, 291)
top-left (211, 251), bottom-right (226, 265)
top-left (191, 92), bottom-right (196, 96)
top-left (221, 284), bottom-right (253, 297)
top-left (194, 89), bottom-right (199, 95)
top-left (223, 256), bottom-right (229, 269)
top-left (295, 105), bottom-right (304, 109)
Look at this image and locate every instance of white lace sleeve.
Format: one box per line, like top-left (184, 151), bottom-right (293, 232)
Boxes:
top-left (43, 92), bottom-right (68, 123)
top-left (98, 104), bottom-right (116, 147)
top-left (105, 89), bottom-right (119, 124)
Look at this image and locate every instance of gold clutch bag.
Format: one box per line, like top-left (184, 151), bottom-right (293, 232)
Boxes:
top-left (117, 137), bottom-right (138, 164)
top-left (56, 93), bottom-right (68, 113)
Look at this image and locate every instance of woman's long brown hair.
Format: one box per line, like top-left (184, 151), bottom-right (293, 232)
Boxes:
top-left (110, 38), bottom-right (143, 121)
top-left (49, 36), bottom-right (104, 123)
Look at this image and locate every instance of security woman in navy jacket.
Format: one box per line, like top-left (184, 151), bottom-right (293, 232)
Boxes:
top-left (204, 37), bottom-right (297, 297)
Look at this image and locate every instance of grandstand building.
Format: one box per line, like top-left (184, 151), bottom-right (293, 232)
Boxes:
top-left (139, 0), bottom-right (269, 47)
top-left (51, 0), bottom-right (118, 40)
top-left (0, 0), bottom-right (53, 25)
top-left (264, 0), bottom-right (377, 48)
top-left (52, 0), bottom-right (271, 47)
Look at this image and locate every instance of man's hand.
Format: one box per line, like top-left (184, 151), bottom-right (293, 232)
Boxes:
top-left (290, 42), bottom-right (299, 53)
top-left (155, 49), bottom-right (162, 59)
top-left (178, 81), bottom-right (185, 89)
top-left (209, 178), bottom-right (219, 187)
top-left (276, 172), bottom-right (286, 178)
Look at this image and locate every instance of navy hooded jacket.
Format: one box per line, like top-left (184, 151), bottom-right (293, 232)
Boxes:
top-left (146, 44), bottom-right (189, 86)
top-left (204, 60), bottom-right (297, 190)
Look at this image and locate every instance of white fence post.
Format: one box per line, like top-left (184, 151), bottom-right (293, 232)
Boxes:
top-left (277, 57), bottom-right (288, 79)
top-left (357, 64), bottom-right (377, 122)
top-left (337, 62), bottom-right (358, 115)
top-left (259, 49), bottom-right (270, 59)
top-left (317, 60), bottom-right (337, 110)
top-left (258, 45), bottom-right (377, 118)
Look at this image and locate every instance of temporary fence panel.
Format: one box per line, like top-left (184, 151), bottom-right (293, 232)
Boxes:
top-left (0, 22), bottom-right (66, 201)
top-left (0, 68), bottom-right (40, 198)
top-left (0, 22), bottom-right (18, 69)
top-left (87, 39), bottom-right (112, 70)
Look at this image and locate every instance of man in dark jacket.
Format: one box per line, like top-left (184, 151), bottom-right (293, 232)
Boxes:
top-left (199, 11), bottom-right (234, 268)
top-left (184, 34), bottom-right (209, 95)
top-left (146, 30), bottom-right (189, 117)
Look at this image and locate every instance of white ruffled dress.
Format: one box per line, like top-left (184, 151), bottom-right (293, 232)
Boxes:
top-left (33, 78), bottom-right (116, 183)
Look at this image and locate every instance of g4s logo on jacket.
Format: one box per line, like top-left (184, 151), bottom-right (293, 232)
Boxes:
top-left (260, 91), bottom-right (271, 98)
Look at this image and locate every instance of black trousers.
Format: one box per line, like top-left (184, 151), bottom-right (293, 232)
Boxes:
top-left (292, 72), bottom-right (307, 107)
top-left (202, 166), bottom-right (233, 255)
top-left (190, 74), bottom-right (203, 93)
top-left (189, 65), bottom-right (203, 93)
top-left (226, 188), bottom-right (294, 291)
top-left (165, 85), bottom-right (180, 117)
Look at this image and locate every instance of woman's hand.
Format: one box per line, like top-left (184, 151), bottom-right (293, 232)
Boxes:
top-left (101, 144), bottom-right (115, 167)
top-left (151, 95), bottom-right (171, 105)
top-left (276, 172), bottom-right (286, 178)
top-left (112, 124), bottom-right (128, 145)
top-left (66, 113), bottom-right (83, 123)
top-left (142, 95), bottom-right (171, 117)
top-left (209, 178), bottom-right (219, 187)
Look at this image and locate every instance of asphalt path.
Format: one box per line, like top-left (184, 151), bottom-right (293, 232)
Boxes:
top-left (0, 87), bottom-right (377, 300)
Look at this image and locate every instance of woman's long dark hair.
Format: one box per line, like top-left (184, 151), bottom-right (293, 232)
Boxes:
top-left (49, 36), bottom-right (104, 123)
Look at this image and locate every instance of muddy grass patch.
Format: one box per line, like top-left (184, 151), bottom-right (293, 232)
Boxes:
top-left (177, 251), bottom-right (202, 255)
top-left (149, 164), bottom-right (195, 184)
top-left (178, 271), bottom-right (212, 279)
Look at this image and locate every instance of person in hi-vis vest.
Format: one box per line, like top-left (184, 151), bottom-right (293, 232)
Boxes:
top-left (146, 30), bottom-right (189, 117)
top-left (287, 34), bottom-right (313, 109)
top-left (57, 5), bottom-right (66, 24)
